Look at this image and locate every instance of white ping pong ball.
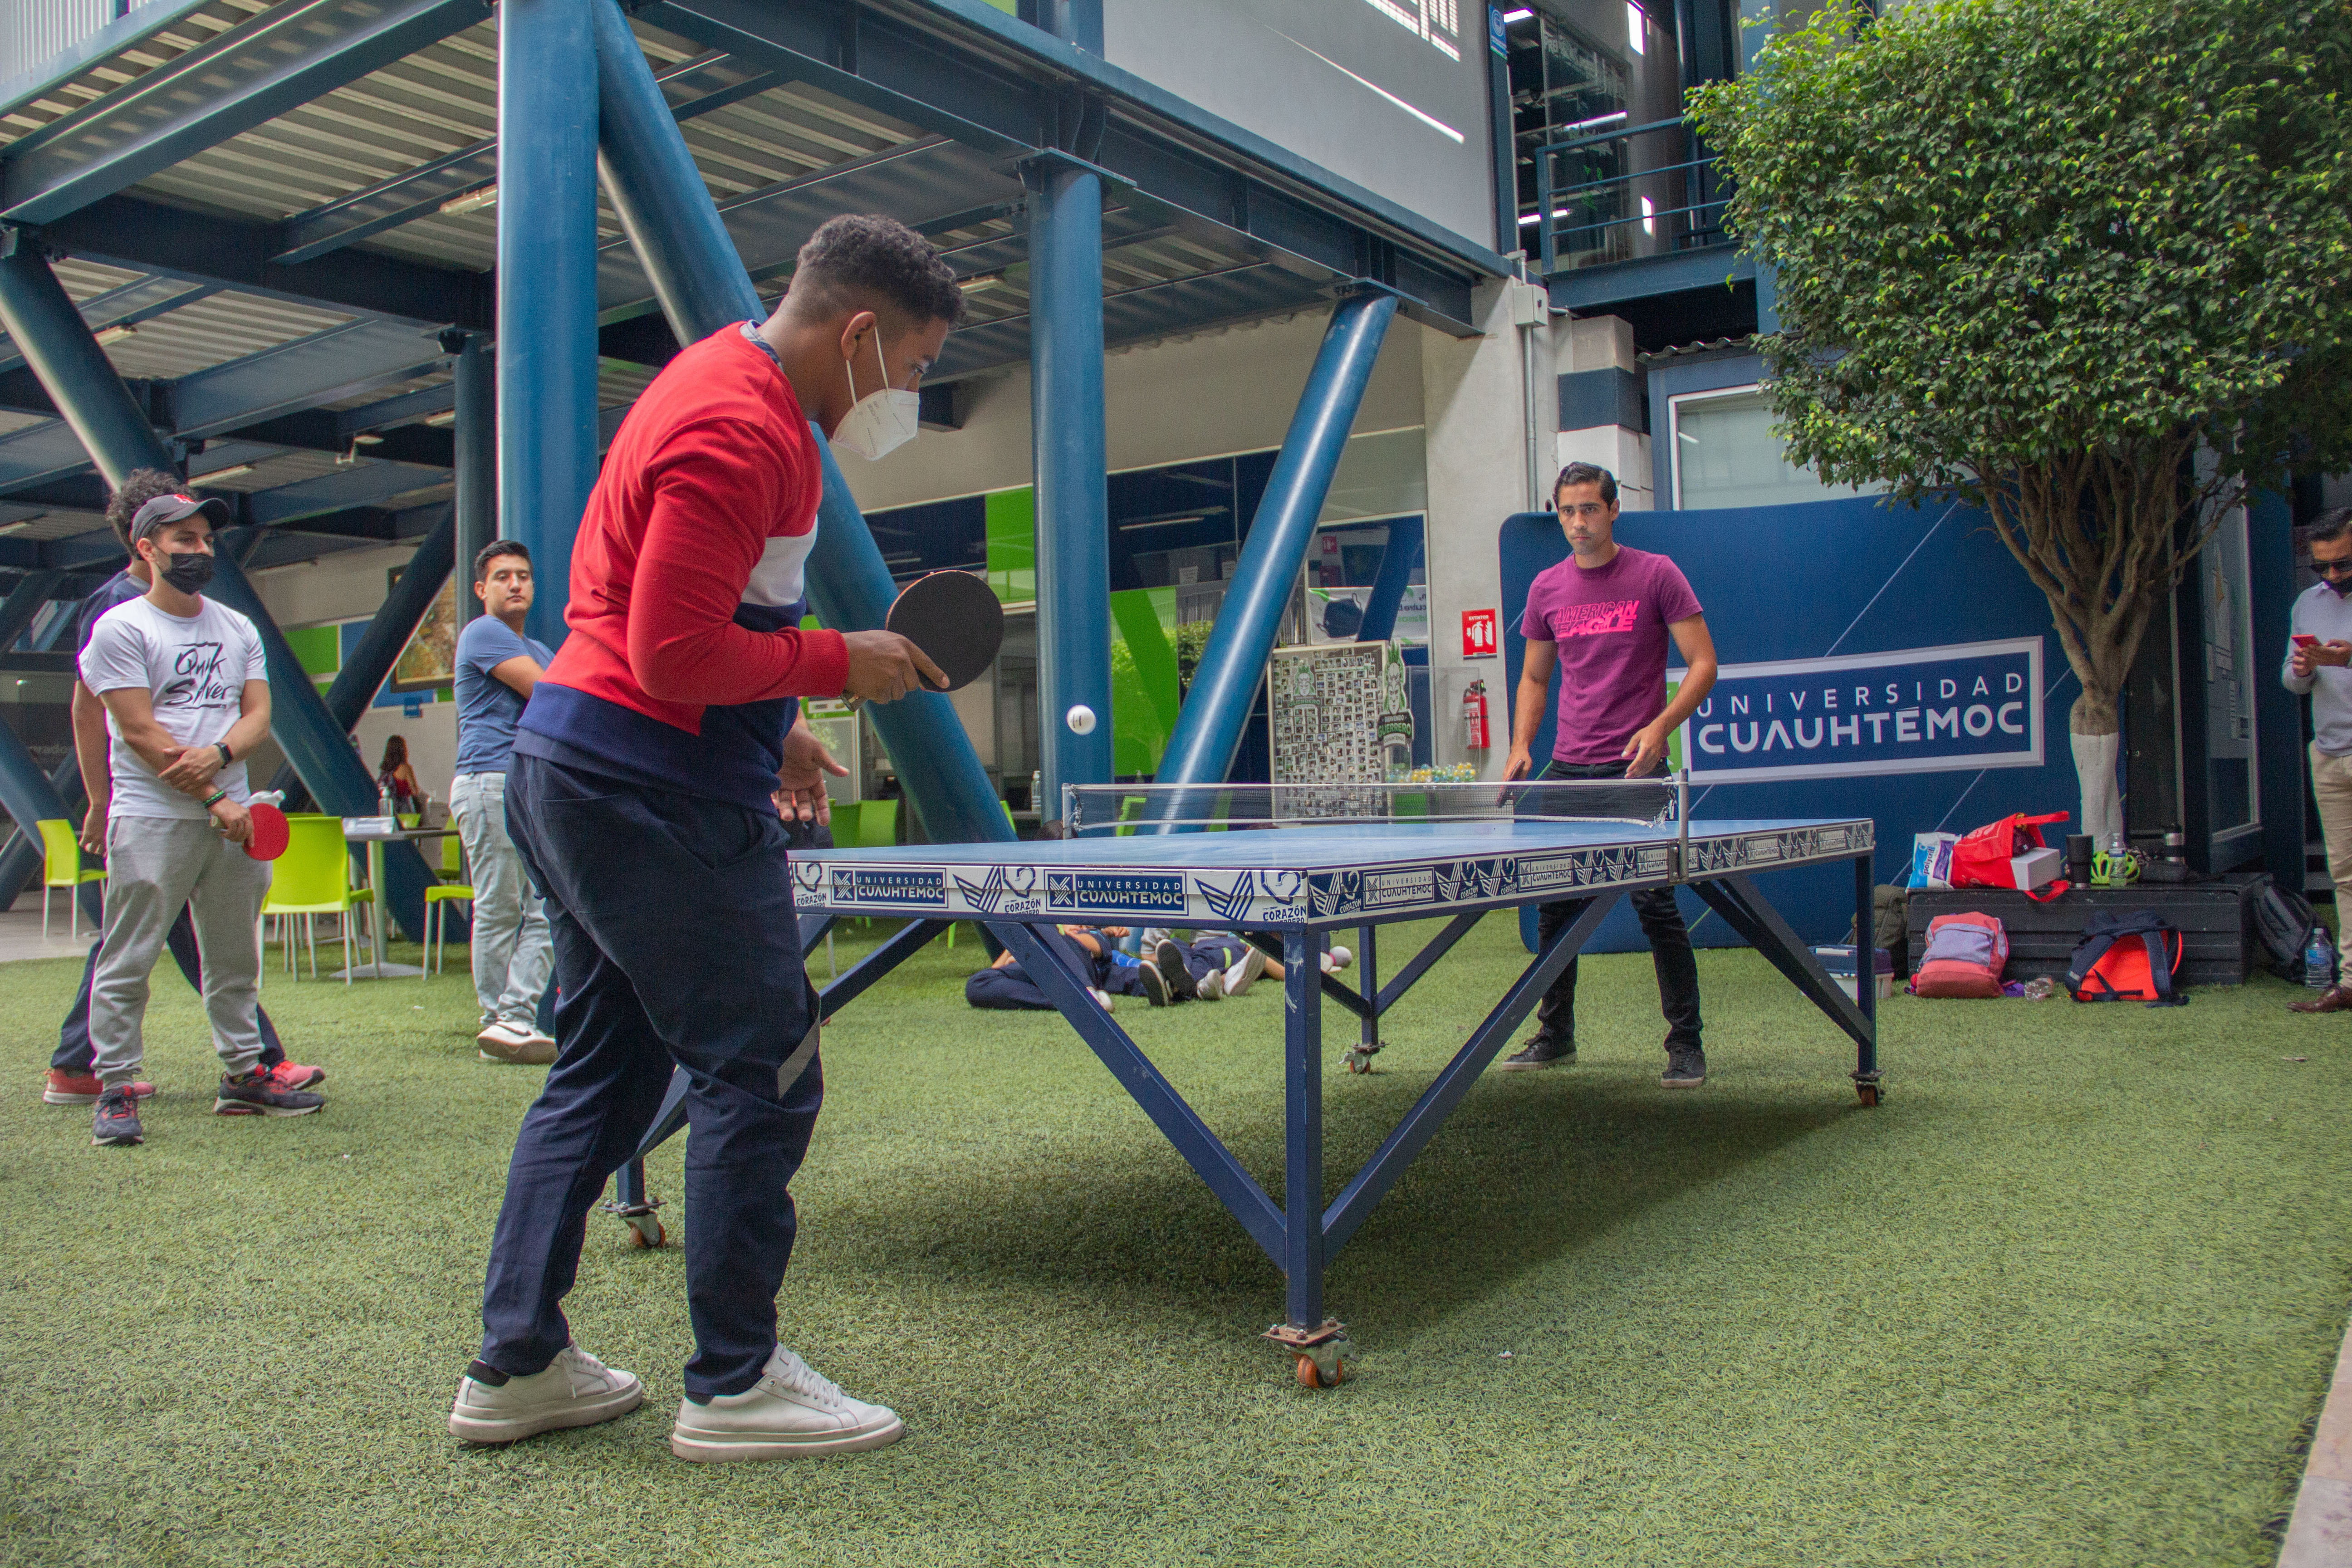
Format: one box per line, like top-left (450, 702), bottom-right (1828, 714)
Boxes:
top-left (1065, 704), bottom-right (1097, 735)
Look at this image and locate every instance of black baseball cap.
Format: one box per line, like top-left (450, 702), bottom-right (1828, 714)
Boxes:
top-left (128, 491), bottom-right (231, 544)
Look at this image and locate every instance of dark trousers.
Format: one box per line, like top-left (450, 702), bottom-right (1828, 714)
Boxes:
top-left (1531, 760), bottom-right (1702, 1053)
top-left (1177, 936), bottom-right (1250, 981)
top-left (53, 905), bottom-right (285, 1073)
top-left (480, 754), bottom-right (821, 1401)
top-left (965, 931), bottom-right (1141, 1009)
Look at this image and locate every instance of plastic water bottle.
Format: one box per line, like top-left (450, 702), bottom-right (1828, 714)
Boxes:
top-left (2307, 927), bottom-right (2336, 990)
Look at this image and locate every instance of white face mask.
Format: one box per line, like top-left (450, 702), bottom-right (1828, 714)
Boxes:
top-left (831, 329), bottom-right (920, 462)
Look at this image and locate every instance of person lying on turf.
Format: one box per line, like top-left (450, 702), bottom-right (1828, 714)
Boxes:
top-left (1130, 927), bottom-right (1348, 1006)
top-left (966, 925), bottom-right (1146, 1011)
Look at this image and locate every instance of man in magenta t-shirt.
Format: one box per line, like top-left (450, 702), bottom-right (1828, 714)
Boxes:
top-left (1501, 462), bottom-right (1720, 1085)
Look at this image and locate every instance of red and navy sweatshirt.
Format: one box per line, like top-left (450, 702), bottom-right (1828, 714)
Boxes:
top-left (514, 325), bottom-right (849, 810)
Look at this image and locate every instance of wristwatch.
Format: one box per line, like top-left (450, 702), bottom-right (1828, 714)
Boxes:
top-left (216, 740), bottom-right (233, 767)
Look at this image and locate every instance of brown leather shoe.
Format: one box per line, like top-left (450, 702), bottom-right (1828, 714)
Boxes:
top-left (2289, 985), bottom-right (2352, 1014)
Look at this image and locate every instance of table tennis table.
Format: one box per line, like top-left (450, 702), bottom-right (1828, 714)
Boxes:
top-left (605, 800), bottom-right (1879, 1387)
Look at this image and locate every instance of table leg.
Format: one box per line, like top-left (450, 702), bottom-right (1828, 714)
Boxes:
top-left (1269, 928), bottom-right (1349, 1386)
top-left (370, 838), bottom-right (387, 971)
top-left (1853, 852), bottom-right (1882, 1104)
top-left (1357, 924), bottom-right (1379, 1061)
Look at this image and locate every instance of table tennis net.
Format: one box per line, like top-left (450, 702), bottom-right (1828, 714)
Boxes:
top-left (1062, 779), bottom-right (1679, 837)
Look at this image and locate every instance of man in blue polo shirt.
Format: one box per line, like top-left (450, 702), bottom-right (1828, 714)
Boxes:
top-left (451, 540), bottom-right (556, 1065)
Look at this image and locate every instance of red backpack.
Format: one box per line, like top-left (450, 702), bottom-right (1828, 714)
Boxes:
top-left (1910, 911), bottom-right (2008, 998)
top-left (2066, 911), bottom-right (2185, 1004)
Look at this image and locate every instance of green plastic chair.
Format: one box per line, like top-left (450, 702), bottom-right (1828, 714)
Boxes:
top-left (425, 834), bottom-right (472, 977)
top-left (260, 814), bottom-right (374, 983)
top-left (855, 799), bottom-right (899, 848)
top-left (38, 818), bottom-right (104, 939)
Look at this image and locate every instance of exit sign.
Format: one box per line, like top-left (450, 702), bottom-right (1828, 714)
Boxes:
top-left (1461, 608), bottom-right (1499, 659)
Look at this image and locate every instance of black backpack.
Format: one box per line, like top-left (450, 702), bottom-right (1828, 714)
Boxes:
top-left (2250, 878), bottom-right (2318, 982)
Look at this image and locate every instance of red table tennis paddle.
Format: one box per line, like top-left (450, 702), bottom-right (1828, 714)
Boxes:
top-left (238, 801), bottom-right (289, 860)
top-left (846, 569), bottom-right (1004, 710)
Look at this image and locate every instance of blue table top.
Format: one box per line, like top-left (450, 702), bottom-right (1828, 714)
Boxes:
top-left (792, 817), bottom-right (1873, 927)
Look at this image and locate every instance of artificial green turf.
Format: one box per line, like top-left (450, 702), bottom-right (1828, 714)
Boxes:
top-left (2, 918), bottom-right (2347, 1567)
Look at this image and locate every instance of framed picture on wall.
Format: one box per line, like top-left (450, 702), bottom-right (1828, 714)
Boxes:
top-left (387, 569), bottom-right (459, 693)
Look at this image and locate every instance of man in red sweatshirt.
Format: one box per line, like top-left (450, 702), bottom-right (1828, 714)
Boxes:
top-left (449, 216), bottom-right (953, 1462)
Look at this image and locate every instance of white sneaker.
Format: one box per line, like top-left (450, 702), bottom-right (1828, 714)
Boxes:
top-left (669, 1347), bottom-right (904, 1461)
top-left (1322, 945), bottom-right (1353, 974)
top-left (1089, 987), bottom-right (1116, 1014)
top-left (1195, 968), bottom-right (1224, 1000)
top-left (477, 1020), bottom-right (555, 1066)
top-left (448, 1343), bottom-right (643, 1444)
top-left (1224, 947), bottom-right (1268, 997)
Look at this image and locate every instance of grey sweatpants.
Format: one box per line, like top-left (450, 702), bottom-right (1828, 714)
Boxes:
top-left (89, 815), bottom-right (272, 1088)
top-left (451, 770), bottom-right (552, 1029)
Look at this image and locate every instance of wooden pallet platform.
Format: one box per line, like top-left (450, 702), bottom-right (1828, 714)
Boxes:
top-left (1907, 874), bottom-right (2267, 987)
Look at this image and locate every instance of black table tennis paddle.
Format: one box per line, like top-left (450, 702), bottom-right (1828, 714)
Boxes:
top-left (847, 569), bottom-right (1004, 710)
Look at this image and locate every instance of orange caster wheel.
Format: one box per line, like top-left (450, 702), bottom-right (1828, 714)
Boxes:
top-left (627, 1216), bottom-right (666, 1248)
top-left (1855, 1081), bottom-right (1882, 1107)
top-left (1295, 1354), bottom-right (1344, 1388)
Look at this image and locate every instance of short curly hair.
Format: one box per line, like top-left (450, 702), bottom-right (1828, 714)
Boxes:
top-left (105, 468), bottom-right (189, 554)
top-left (792, 214), bottom-right (965, 328)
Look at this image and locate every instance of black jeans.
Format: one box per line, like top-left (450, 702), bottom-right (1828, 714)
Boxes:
top-left (1530, 760), bottom-right (1702, 1053)
top-left (479, 753), bottom-right (822, 1401)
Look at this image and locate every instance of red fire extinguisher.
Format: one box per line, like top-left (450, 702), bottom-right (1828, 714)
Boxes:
top-left (1462, 679), bottom-right (1490, 750)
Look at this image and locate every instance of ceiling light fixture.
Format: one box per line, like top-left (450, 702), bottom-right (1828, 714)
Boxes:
top-left (93, 323), bottom-right (137, 346)
top-left (958, 272), bottom-right (1004, 293)
top-left (424, 410), bottom-right (457, 427)
top-left (439, 185), bottom-right (497, 216)
top-left (1502, 7), bottom-right (1534, 19)
top-left (189, 464), bottom-right (255, 486)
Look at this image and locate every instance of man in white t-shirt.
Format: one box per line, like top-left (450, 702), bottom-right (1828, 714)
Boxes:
top-left (78, 491), bottom-right (325, 1147)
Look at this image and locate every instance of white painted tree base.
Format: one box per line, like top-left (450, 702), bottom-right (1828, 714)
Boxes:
top-left (2071, 729), bottom-right (2123, 845)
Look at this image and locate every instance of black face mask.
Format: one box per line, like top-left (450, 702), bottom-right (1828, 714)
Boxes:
top-left (157, 549), bottom-right (214, 595)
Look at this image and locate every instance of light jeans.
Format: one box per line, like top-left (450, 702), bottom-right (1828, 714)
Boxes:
top-left (2312, 745), bottom-right (2352, 896)
top-left (89, 815), bottom-right (271, 1087)
top-left (452, 771), bottom-right (553, 1029)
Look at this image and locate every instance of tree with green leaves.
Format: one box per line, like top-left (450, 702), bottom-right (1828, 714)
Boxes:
top-left (1690, 0), bottom-right (2352, 841)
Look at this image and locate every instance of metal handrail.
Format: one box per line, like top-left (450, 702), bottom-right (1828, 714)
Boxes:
top-left (1531, 114), bottom-right (1730, 274)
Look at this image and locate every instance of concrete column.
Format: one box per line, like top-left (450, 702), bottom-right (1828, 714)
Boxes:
top-left (1554, 314), bottom-right (1653, 511)
top-left (1421, 277), bottom-right (1558, 779)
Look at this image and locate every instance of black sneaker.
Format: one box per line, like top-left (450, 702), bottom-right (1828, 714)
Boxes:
top-left (91, 1084), bottom-right (143, 1146)
top-left (1136, 961), bottom-right (1171, 1008)
top-left (1153, 940), bottom-right (1196, 1001)
top-left (1498, 1034), bottom-right (1575, 1071)
top-left (214, 1068), bottom-right (325, 1118)
top-left (1661, 1046), bottom-right (1707, 1088)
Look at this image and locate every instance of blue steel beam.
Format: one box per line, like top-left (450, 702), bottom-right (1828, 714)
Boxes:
top-left (1151, 290), bottom-right (1398, 794)
top-left (0, 568), bottom-right (65, 649)
top-left (593, 0), bottom-right (1013, 845)
top-left (166, 318), bottom-right (446, 437)
top-left (499, 0), bottom-right (601, 648)
top-left (0, 0), bottom-right (495, 225)
top-left (449, 332), bottom-right (494, 629)
top-left (0, 750), bottom-right (84, 912)
top-left (1356, 516), bottom-right (1423, 643)
top-left (0, 275), bottom-right (214, 376)
top-left (1026, 151), bottom-right (1112, 800)
top-left (0, 712), bottom-right (89, 921)
top-left (0, 242), bottom-right (441, 939)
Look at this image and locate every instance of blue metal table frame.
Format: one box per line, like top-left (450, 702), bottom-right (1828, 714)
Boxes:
top-left (604, 817), bottom-right (1881, 1382)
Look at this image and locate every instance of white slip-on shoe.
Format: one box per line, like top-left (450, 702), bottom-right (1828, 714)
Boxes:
top-left (1089, 987), bottom-right (1116, 1014)
top-left (1195, 968), bottom-right (1224, 1000)
top-left (1224, 947), bottom-right (1268, 997)
top-left (448, 1343), bottom-right (643, 1444)
top-left (670, 1347), bottom-right (904, 1461)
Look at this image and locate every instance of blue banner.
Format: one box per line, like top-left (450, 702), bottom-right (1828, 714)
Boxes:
top-left (1676, 637), bottom-right (2043, 783)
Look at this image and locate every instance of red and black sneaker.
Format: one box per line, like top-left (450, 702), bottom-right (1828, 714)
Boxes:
top-left (45, 1068), bottom-right (155, 1105)
top-left (264, 1059), bottom-right (326, 1092)
top-left (214, 1068), bottom-right (325, 1118)
top-left (91, 1084), bottom-right (143, 1147)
